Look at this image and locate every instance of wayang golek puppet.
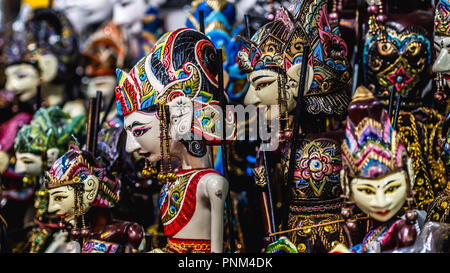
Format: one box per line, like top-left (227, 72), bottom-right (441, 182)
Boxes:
top-left (12, 106), bottom-right (85, 253)
top-left (44, 146), bottom-right (144, 253)
top-left (115, 28), bottom-right (234, 253)
top-left (426, 0), bottom-right (450, 224)
top-left (237, 0), bottom-right (354, 253)
top-left (335, 86), bottom-right (418, 253)
top-left (81, 21), bottom-right (127, 121)
top-left (3, 8), bottom-right (83, 118)
top-left (363, 0), bottom-right (447, 220)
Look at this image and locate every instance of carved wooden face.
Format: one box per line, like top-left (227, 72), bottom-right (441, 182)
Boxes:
top-left (15, 152), bottom-right (43, 177)
top-left (433, 35), bottom-right (450, 87)
top-left (83, 75), bottom-right (117, 106)
top-left (112, 0), bottom-right (147, 28)
top-left (123, 110), bottom-right (162, 163)
top-left (244, 63), bottom-right (314, 120)
top-left (54, 0), bottom-right (113, 34)
top-left (47, 175), bottom-right (99, 222)
top-left (350, 170), bottom-right (408, 222)
top-left (5, 64), bottom-right (39, 102)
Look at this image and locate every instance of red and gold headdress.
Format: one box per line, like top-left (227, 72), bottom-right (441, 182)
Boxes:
top-left (44, 146), bottom-right (120, 208)
top-left (115, 28), bottom-right (235, 144)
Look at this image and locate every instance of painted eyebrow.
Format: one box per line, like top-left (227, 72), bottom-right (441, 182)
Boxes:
top-left (50, 191), bottom-right (64, 196)
top-left (434, 41), bottom-right (443, 47)
top-left (383, 180), bottom-right (398, 187)
top-left (358, 184), bottom-right (376, 188)
top-left (250, 75), bottom-right (274, 83)
top-left (126, 121), bottom-right (150, 131)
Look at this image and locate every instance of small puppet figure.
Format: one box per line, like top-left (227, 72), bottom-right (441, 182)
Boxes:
top-left (44, 146), bottom-right (144, 253)
top-left (115, 28), bottom-right (234, 253)
top-left (338, 86), bottom-right (419, 253)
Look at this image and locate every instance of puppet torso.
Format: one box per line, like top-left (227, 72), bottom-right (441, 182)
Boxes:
top-left (158, 168), bottom-right (220, 253)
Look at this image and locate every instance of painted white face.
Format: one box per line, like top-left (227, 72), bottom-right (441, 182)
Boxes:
top-left (432, 35), bottom-right (450, 87)
top-left (46, 148), bottom-right (60, 168)
top-left (54, 0), bottom-right (114, 34)
top-left (350, 170), bottom-right (409, 222)
top-left (0, 151), bottom-right (9, 174)
top-left (83, 76), bottom-right (117, 106)
top-left (47, 175), bottom-right (99, 222)
top-left (123, 111), bottom-right (162, 163)
top-left (5, 64), bottom-right (39, 102)
top-left (112, 0), bottom-right (147, 27)
top-left (243, 64), bottom-right (314, 120)
top-left (15, 152), bottom-right (43, 176)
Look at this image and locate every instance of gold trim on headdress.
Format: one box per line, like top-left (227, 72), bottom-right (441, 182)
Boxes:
top-left (45, 155), bottom-right (94, 189)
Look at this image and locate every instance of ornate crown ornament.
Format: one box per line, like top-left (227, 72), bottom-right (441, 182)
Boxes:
top-left (115, 28), bottom-right (235, 144)
top-left (341, 86), bottom-right (407, 178)
top-left (44, 147), bottom-right (120, 208)
top-left (435, 0), bottom-right (450, 37)
top-left (237, 0), bottom-right (351, 117)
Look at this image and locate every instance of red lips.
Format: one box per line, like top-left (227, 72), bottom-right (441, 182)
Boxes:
top-left (139, 152), bottom-right (151, 158)
top-left (376, 210), bottom-right (390, 217)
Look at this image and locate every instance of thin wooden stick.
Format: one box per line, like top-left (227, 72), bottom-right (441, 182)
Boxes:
top-left (269, 216), bottom-right (370, 237)
top-left (281, 44), bottom-right (310, 230)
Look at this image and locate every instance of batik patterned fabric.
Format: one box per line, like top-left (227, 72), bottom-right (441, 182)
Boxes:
top-left (158, 169), bottom-right (219, 237)
top-left (44, 147), bottom-right (120, 208)
top-left (14, 106), bottom-right (86, 156)
top-left (237, 0), bottom-right (351, 117)
top-left (165, 237), bottom-right (211, 253)
top-left (397, 108), bottom-right (447, 212)
top-left (281, 137), bottom-right (348, 253)
top-left (283, 139), bottom-right (343, 200)
top-left (363, 14), bottom-right (432, 106)
top-left (186, 0), bottom-right (247, 100)
top-left (82, 21), bottom-right (127, 77)
top-left (115, 28), bottom-right (234, 144)
top-left (435, 0), bottom-right (450, 37)
top-left (287, 202), bottom-right (348, 253)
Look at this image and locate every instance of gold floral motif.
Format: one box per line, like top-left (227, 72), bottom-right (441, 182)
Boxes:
top-left (397, 108), bottom-right (446, 212)
top-left (287, 212), bottom-right (347, 252)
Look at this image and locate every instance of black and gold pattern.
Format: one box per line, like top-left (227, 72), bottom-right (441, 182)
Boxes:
top-left (397, 108), bottom-right (446, 211)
